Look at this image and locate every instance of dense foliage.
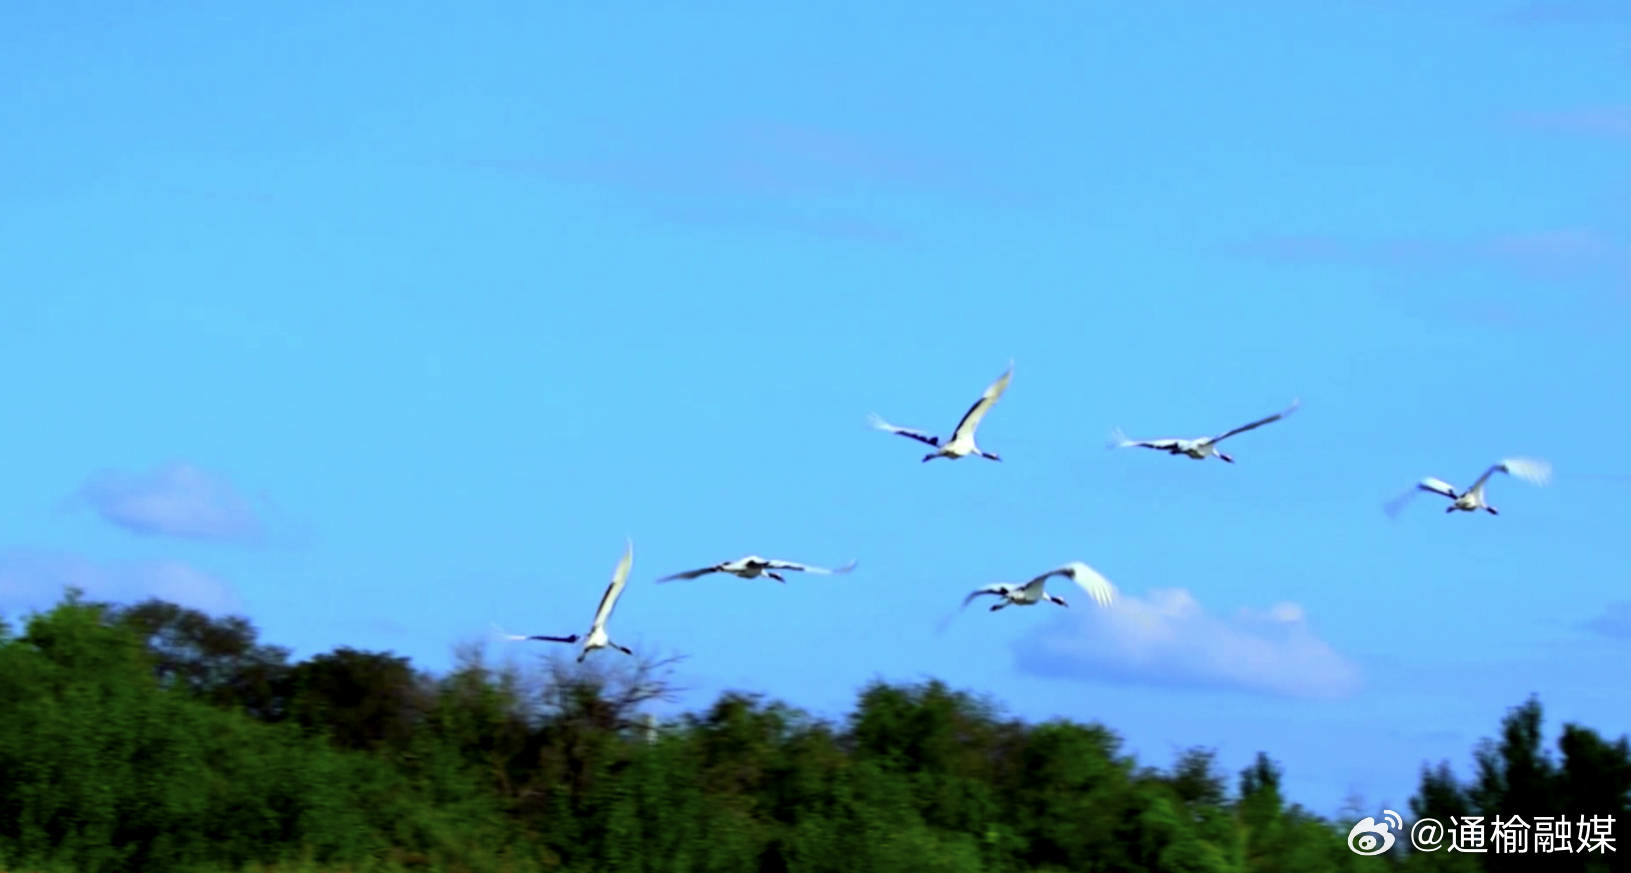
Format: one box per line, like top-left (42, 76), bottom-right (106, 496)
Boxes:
top-left (0, 593), bottom-right (1623, 872)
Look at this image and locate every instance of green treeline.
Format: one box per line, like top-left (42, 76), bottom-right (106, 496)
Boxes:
top-left (0, 594), bottom-right (1624, 873)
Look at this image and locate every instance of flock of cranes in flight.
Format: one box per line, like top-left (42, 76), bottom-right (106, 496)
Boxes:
top-left (497, 362), bottom-right (1553, 664)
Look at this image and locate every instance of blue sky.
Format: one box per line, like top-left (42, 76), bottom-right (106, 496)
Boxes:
top-left (4, 0), bottom-right (1630, 818)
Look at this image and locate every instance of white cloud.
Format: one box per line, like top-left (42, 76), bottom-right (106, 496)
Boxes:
top-left (74, 463), bottom-right (261, 542)
top-left (1014, 587), bottom-right (1362, 700)
top-left (0, 549), bottom-right (241, 617)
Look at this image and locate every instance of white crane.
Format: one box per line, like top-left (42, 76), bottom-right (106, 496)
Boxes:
top-left (657, 555), bottom-right (857, 584)
top-left (495, 539), bottom-right (635, 663)
top-left (870, 361), bottom-right (1013, 462)
top-left (1385, 458), bottom-right (1553, 517)
top-left (1109, 399), bottom-right (1300, 464)
top-left (962, 561), bottom-right (1117, 612)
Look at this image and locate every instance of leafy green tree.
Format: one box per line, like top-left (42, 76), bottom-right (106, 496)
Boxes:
top-left (424, 643), bottom-right (532, 792)
top-left (1170, 748), bottom-right (1229, 810)
top-left (285, 647), bottom-right (428, 752)
top-left (1403, 697), bottom-right (1631, 873)
top-left (1237, 753), bottom-right (1288, 872)
top-left (1556, 723), bottom-right (1631, 834)
top-left (111, 597), bottom-right (292, 719)
top-left (0, 592), bottom-right (1516, 873)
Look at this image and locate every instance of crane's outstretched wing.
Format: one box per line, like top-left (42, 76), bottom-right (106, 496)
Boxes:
top-left (1381, 489), bottom-right (1414, 519)
top-left (869, 413), bottom-right (940, 447)
top-left (1384, 477), bottom-right (1457, 518)
top-left (948, 361), bottom-right (1014, 444)
top-left (1028, 561), bottom-right (1115, 607)
top-left (1500, 457), bottom-right (1553, 486)
top-left (656, 565), bottom-right (723, 583)
top-left (1108, 427), bottom-right (1179, 451)
top-left (1417, 477), bottom-right (1460, 499)
top-left (1211, 398), bottom-right (1301, 444)
top-left (491, 623), bottom-right (579, 644)
top-left (591, 539), bottom-right (634, 632)
top-left (962, 584), bottom-right (1012, 608)
top-left (1469, 457), bottom-right (1554, 493)
top-left (763, 559), bottom-right (857, 575)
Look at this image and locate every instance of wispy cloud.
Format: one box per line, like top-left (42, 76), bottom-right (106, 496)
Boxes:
top-left (0, 549), bottom-right (240, 616)
top-left (716, 120), bottom-right (961, 193)
top-left (73, 463), bottom-right (262, 543)
top-left (465, 119), bottom-right (1035, 241)
top-left (1581, 601), bottom-right (1631, 640)
top-left (1233, 228), bottom-right (1630, 284)
top-left (473, 121), bottom-right (957, 197)
top-left (1013, 588), bottom-right (1362, 700)
top-left (1495, 2), bottom-right (1631, 27)
top-left (657, 202), bottom-right (908, 244)
top-left (1510, 106), bottom-right (1631, 140)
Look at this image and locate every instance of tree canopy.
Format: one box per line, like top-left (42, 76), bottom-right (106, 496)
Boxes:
top-left (0, 593), bottom-right (1623, 873)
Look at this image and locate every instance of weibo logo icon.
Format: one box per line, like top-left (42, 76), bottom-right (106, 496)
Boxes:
top-left (1346, 809), bottom-right (1403, 856)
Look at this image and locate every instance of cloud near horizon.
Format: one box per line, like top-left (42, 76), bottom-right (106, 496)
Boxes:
top-left (74, 463), bottom-right (262, 543)
top-left (0, 550), bottom-right (240, 617)
top-left (1013, 587), bottom-right (1363, 700)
